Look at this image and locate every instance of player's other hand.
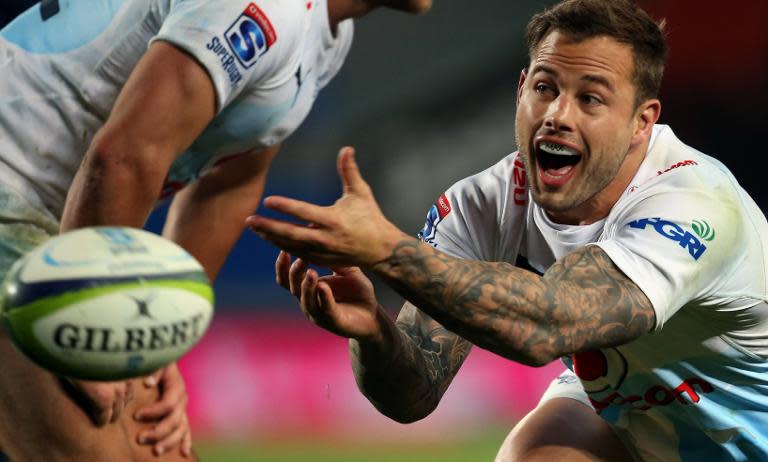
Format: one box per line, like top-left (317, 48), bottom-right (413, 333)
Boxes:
top-left (134, 363), bottom-right (193, 457)
top-left (276, 250), bottom-right (387, 342)
top-left (246, 147), bottom-right (411, 269)
top-left (64, 378), bottom-right (135, 427)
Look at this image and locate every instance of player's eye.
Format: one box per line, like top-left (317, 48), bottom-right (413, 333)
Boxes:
top-left (580, 94), bottom-right (602, 106)
top-left (534, 83), bottom-right (555, 96)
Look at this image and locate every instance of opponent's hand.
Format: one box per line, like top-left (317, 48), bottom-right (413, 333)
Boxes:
top-left (246, 147), bottom-right (412, 268)
top-left (65, 378), bottom-right (135, 427)
top-left (276, 250), bottom-right (385, 341)
top-left (134, 363), bottom-right (192, 457)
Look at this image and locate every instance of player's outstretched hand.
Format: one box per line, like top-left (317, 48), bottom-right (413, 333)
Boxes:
top-left (64, 378), bottom-right (134, 427)
top-left (134, 363), bottom-right (193, 457)
top-left (275, 250), bottom-right (387, 341)
top-left (247, 147), bottom-right (412, 269)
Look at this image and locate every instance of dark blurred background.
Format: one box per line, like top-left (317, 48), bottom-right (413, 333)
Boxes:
top-left (3, 1), bottom-right (767, 459)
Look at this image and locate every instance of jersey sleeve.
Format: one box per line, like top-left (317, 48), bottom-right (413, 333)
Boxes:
top-left (152, 0), bottom-right (304, 112)
top-left (417, 155), bottom-right (520, 261)
top-left (594, 188), bottom-right (742, 331)
top-left (537, 368), bottom-right (593, 409)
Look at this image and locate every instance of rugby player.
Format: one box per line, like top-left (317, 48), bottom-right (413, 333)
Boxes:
top-left (248, 0), bottom-right (768, 460)
top-left (0, 0), bottom-right (431, 460)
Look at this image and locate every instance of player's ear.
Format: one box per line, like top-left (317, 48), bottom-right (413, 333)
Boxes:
top-left (631, 98), bottom-right (661, 145)
top-left (517, 68), bottom-right (528, 104)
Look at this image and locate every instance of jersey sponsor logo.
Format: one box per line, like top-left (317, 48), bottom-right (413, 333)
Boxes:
top-left (691, 219), bottom-right (715, 241)
top-left (572, 348), bottom-right (715, 413)
top-left (225, 3), bottom-right (277, 69)
top-left (656, 159), bottom-right (698, 177)
top-left (627, 217), bottom-right (711, 260)
top-left (418, 193), bottom-right (451, 247)
top-left (627, 160), bottom-right (698, 194)
top-left (513, 155), bottom-right (527, 206)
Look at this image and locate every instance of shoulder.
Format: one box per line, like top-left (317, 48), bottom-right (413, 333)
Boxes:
top-left (448, 152), bottom-right (521, 199)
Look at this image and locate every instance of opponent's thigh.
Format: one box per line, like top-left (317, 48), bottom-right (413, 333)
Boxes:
top-left (495, 398), bottom-right (631, 462)
top-left (0, 216), bottom-right (195, 462)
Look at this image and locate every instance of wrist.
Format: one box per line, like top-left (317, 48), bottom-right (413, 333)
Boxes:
top-left (369, 227), bottom-right (415, 271)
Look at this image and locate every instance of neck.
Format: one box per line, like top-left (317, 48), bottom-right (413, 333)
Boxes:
top-left (327, 0), bottom-right (377, 29)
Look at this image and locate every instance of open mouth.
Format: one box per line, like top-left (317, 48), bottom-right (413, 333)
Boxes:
top-left (536, 141), bottom-right (582, 185)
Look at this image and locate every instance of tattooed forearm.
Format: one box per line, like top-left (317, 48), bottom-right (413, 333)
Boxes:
top-left (372, 240), bottom-right (656, 366)
top-left (350, 302), bottom-right (472, 423)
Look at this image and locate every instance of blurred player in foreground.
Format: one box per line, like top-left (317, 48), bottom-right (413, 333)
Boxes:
top-left (247, 0), bottom-right (768, 460)
top-left (0, 0), bottom-right (431, 460)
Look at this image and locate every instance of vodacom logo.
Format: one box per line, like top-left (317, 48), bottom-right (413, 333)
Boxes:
top-left (572, 348), bottom-right (714, 413)
top-left (573, 348), bottom-right (628, 393)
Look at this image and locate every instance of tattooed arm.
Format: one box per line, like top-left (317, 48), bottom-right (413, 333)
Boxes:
top-left (350, 301), bottom-right (472, 423)
top-left (374, 242), bottom-right (656, 366)
top-left (248, 149), bottom-right (656, 367)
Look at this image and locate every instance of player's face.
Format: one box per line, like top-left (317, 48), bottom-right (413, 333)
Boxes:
top-left (515, 31), bottom-right (648, 223)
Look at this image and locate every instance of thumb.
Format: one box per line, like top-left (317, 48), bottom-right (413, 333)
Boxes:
top-left (337, 147), bottom-right (367, 193)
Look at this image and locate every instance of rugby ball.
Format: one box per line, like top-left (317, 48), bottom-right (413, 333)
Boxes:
top-left (0, 227), bottom-right (214, 381)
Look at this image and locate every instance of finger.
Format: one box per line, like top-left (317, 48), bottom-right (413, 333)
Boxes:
top-left (138, 400), bottom-right (186, 450)
top-left (337, 147), bottom-right (368, 193)
top-left (289, 257), bottom-right (309, 296)
top-left (317, 281), bottom-right (337, 314)
top-left (181, 426), bottom-right (193, 458)
top-left (309, 278), bottom-right (337, 323)
top-left (246, 215), bottom-right (321, 247)
top-left (275, 250), bottom-right (292, 289)
top-left (153, 415), bottom-right (189, 457)
top-left (262, 196), bottom-right (329, 225)
top-left (134, 387), bottom-right (180, 422)
top-left (299, 268), bottom-right (320, 321)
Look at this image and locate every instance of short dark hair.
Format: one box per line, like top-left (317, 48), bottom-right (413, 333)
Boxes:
top-left (526, 0), bottom-right (668, 107)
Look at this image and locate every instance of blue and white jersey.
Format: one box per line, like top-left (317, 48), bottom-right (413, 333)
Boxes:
top-left (419, 125), bottom-right (768, 462)
top-left (0, 0), bottom-right (352, 217)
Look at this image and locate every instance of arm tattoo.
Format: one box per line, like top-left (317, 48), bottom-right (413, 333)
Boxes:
top-left (373, 241), bottom-right (656, 366)
top-left (350, 302), bottom-right (472, 423)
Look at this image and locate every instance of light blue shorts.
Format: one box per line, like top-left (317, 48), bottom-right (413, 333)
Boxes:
top-left (0, 182), bottom-right (59, 281)
top-left (0, 182), bottom-right (59, 460)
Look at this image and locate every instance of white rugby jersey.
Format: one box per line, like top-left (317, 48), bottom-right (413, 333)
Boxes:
top-left (418, 125), bottom-right (768, 462)
top-left (0, 0), bottom-right (352, 217)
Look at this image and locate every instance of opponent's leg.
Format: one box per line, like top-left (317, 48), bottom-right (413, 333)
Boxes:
top-left (0, 195), bottom-right (196, 461)
top-left (495, 398), bottom-right (632, 462)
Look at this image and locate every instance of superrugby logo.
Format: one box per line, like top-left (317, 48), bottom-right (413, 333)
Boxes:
top-left (418, 193), bottom-right (451, 246)
top-left (225, 3), bottom-right (277, 68)
top-left (627, 217), bottom-right (713, 260)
